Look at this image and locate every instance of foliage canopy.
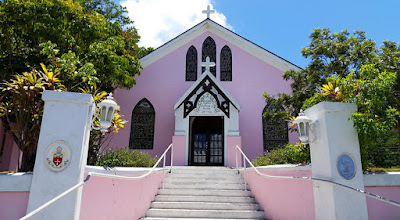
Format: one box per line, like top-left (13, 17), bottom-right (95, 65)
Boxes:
top-left (0, 0), bottom-right (150, 171)
top-left (264, 28), bottom-right (400, 169)
top-left (0, 0), bottom-right (150, 91)
top-left (0, 64), bottom-right (65, 171)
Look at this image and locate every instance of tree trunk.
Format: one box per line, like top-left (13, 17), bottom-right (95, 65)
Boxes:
top-left (20, 148), bottom-right (36, 172)
top-left (395, 124), bottom-right (400, 145)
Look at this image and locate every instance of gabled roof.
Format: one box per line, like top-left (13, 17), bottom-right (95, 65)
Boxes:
top-left (140, 19), bottom-right (302, 72)
top-left (174, 70), bottom-right (240, 117)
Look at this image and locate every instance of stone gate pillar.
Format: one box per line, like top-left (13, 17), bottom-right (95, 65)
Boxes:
top-left (305, 102), bottom-right (368, 220)
top-left (26, 91), bottom-right (94, 220)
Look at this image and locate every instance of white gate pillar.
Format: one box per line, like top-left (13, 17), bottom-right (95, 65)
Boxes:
top-left (26, 91), bottom-right (94, 220)
top-left (305, 102), bottom-right (368, 220)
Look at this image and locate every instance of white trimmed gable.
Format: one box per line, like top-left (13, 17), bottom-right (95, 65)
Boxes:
top-left (174, 70), bottom-right (240, 117)
top-left (140, 19), bottom-right (301, 72)
top-left (173, 69), bottom-right (241, 166)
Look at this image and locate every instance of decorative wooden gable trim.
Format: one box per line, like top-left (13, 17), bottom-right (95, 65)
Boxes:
top-left (174, 71), bottom-right (240, 118)
top-left (183, 75), bottom-right (230, 118)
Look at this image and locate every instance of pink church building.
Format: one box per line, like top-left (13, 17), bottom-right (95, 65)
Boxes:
top-left (109, 18), bottom-right (301, 167)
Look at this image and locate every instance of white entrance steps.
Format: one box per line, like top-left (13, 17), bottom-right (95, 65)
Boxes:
top-left (141, 166), bottom-right (266, 220)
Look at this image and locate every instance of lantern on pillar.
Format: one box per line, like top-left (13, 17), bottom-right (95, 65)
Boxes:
top-left (293, 110), bottom-right (313, 143)
top-left (92, 93), bottom-right (120, 134)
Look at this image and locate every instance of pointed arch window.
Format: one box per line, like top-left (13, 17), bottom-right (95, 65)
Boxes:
top-left (129, 98), bottom-right (155, 149)
top-left (186, 46), bottom-right (197, 81)
top-left (202, 36), bottom-right (216, 76)
top-left (220, 45), bottom-right (232, 81)
top-left (262, 103), bottom-right (288, 151)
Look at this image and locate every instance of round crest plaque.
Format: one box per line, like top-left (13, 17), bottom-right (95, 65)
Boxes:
top-left (44, 141), bottom-right (72, 172)
top-left (337, 153), bottom-right (356, 180)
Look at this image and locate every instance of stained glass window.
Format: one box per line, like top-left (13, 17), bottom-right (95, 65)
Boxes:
top-left (186, 46), bottom-right (197, 81)
top-left (202, 36), bottom-right (216, 76)
top-left (220, 45), bottom-right (232, 81)
top-left (262, 103), bottom-right (288, 151)
top-left (129, 98), bottom-right (155, 149)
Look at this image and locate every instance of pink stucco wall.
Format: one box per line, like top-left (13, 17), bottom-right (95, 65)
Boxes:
top-left (111, 30), bottom-right (294, 165)
top-left (1, 170), bottom-right (399, 219)
top-left (0, 192), bottom-right (29, 220)
top-left (172, 136), bottom-right (185, 166)
top-left (0, 135), bottom-right (20, 172)
top-left (366, 186), bottom-right (400, 220)
top-left (227, 136), bottom-right (241, 167)
top-left (244, 169), bottom-right (315, 220)
top-left (80, 172), bottom-right (163, 220)
top-left (0, 121), bottom-right (22, 172)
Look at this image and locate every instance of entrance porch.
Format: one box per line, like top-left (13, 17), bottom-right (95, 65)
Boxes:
top-left (172, 70), bottom-right (241, 167)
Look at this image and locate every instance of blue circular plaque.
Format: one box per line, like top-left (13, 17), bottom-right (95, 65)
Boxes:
top-left (337, 153), bottom-right (356, 180)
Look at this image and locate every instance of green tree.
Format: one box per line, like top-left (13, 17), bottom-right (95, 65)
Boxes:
top-left (0, 0), bottom-right (148, 170)
top-left (0, 64), bottom-right (65, 171)
top-left (0, 0), bottom-right (146, 91)
top-left (303, 65), bottom-right (399, 168)
top-left (264, 28), bottom-right (400, 128)
top-left (264, 28), bottom-right (400, 169)
top-left (264, 29), bottom-right (380, 119)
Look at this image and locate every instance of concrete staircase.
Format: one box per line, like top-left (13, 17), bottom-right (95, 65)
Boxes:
top-left (141, 166), bottom-right (265, 220)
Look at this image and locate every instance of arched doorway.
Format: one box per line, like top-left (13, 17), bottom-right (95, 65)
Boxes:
top-left (189, 116), bottom-right (224, 166)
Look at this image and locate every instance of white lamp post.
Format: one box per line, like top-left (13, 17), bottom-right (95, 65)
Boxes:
top-left (92, 93), bottom-right (120, 134)
top-left (293, 110), bottom-right (313, 143)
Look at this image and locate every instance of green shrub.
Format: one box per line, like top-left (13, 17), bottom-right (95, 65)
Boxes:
top-left (361, 130), bottom-right (400, 169)
top-left (96, 147), bottom-right (158, 167)
top-left (252, 143), bottom-right (310, 166)
top-left (365, 166), bottom-right (400, 173)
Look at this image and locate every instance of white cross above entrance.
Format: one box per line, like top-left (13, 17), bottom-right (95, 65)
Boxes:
top-left (201, 56), bottom-right (215, 73)
top-left (202, 5), bottom-right (215, 19)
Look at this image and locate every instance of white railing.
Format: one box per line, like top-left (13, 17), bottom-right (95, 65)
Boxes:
top-left (20, 143), bottom-right (173, 220)
top-left (235, 145), bottom-right (400, 208)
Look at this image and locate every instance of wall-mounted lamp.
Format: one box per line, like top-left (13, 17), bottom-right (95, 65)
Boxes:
top-left (92, 93), bottom-right (120, 134)
top-left (293, 110), bottom-right (313, 144)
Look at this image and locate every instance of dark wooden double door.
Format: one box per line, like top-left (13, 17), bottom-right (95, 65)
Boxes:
top-left (190, 116), bottom-right (224, 166)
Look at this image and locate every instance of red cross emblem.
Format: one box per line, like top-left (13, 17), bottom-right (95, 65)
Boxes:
top-left (53, 146), bottom-right (64, 166)
top-left (53, 156), bottom-right (63, 166)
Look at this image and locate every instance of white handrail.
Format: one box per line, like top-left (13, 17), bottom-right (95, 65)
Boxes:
top-left (20, 144), bottom-right (173, 220)
top-left (235, 145), bottom-right (400, 208)
top-left (20, 176), bottom-right (90, 220)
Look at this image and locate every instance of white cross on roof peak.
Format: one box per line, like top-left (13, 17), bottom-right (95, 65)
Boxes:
top-left (201, 57), bottom-right (216, 73)
top-left (202, 5), bottom-right (215, 19)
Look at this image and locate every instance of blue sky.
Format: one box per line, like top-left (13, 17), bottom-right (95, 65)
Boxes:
top-left (120, 0), bottom-right (400, 68)
top-left (213, 0), bottom-right (400, 68)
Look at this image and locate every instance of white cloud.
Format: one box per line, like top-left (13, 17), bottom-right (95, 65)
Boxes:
top-left (120, 0), bottom-right (232, 48)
